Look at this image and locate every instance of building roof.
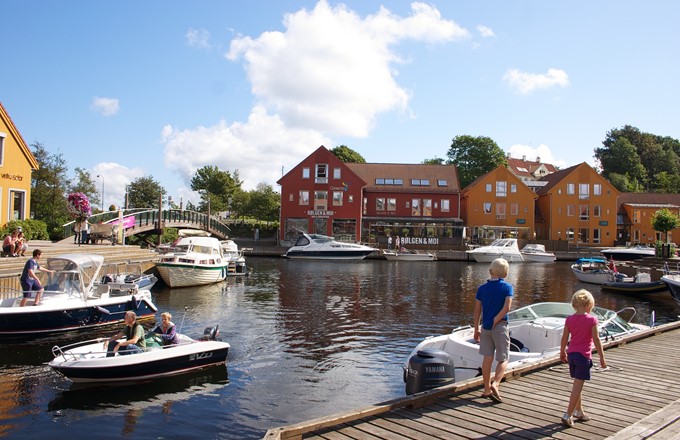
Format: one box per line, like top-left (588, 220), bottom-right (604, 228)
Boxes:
top-left (0, 101), bottom-right (39, 170)
top-left (345, 163), bottom-right (460, 194)
top-left (618, 193), bottom-right (680, 208)
top-left (506, 155), bottom-right (559, 180)
top-left (536, 163), bottom-right (581, 194)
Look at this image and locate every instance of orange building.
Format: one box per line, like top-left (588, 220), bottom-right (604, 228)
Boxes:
top-left (461, 165), bottom-right (537, 242)
top-left (0, 102), bottom-right (39, 226)
top-left (536, 162), bottom-right (619, 246)
top-left (616, 193), bottom-right (680, 245)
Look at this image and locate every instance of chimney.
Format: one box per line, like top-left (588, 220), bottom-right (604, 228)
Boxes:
top-left (536, 156), bottom-right (540, 162)
top-left (522, 155), bottom-right (526, 161)
top-left (506, 152), bottom-right (511, 158)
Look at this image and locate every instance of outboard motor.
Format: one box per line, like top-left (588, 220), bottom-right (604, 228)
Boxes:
top-left (405, 348), bottom-right (455, 395)
top-left (201, 325), bottom-right (220, 341)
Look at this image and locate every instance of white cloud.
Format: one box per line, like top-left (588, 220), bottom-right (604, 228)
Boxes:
top-left (186, 28), bottom-right (211, 50)
top-left (503, 68), bottom-right (570, 94)
top-left (161, 1), bottom-right (467, 191)
top-left (508, 144), bottom-right (567, 169)
top-left (91, 97), bottom-right (119, 116)
top-left (92, 163), bottom-right (146, 210)
top-left (476, 25), bottom-right (495, 38)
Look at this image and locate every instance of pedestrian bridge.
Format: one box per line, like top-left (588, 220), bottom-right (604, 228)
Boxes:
top-left (63, 209), bottom-right (232, 244)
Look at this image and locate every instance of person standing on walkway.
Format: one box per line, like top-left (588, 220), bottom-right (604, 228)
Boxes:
top-left (559, 289), bottom-right (607, 427)
top-left (387, 235), bottom-right (392, 250)
top-left (19, 249), bottom-right (55, 306)
top-left (473, 257), bottom-right (513, 403)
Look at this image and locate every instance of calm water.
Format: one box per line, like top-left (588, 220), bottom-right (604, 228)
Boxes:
top-left (2, 258), bottom-right (679, 439)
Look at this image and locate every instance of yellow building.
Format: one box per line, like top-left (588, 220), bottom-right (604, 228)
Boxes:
top-left (0, 102), bottom-right (39, 226)
top-left (461, 165), bottom-right (537, 242)
top-left (536, 162), bottom-right (619, 246)
top-left (616, 193), bottom-right (680, 245)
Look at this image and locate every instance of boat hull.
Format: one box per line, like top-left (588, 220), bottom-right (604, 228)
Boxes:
top-left (468, 251), bottom-right (524, 263)
top-left (0, 295), bottom-right (157, 338)
top-left (383, 251), bottom-right (436, 261)
top-left (156, 264), bottom-right (228, 288)
top-left (661, 275), bottom-right (680, 303)
top-left (571, 268), bottom-right (613, 284)
top-left (49, 340), bottom-right (230, 383)
top-left (601, 281), bottom-right (668, 295)
top-left (520, 253), bottom-right (556, 263)
top-left (282, 250), bottom-right (374, 260)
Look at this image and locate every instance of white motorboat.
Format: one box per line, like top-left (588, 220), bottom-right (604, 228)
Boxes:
top-left (466, 238), bottom-right (524, 262)
top-left (49, 325), bottom-right (230, 383)
top-left (403, 302), bottom-right (648, 394)
top-left (282, 232), bottom-right (377, 260)
top-left (383, 249), bottom-right (436, 261)
top-left (571, 257), bottom-right (616, 284)
top-left (221, 238), bottom-right (250, 276)
top-left (155, 236), bottom-right (230, 288)
top-left (600, 244), bottom-right (655, 261)
top-left (0, 254), bottom-right (157, 338)
top-left (519, 244), bottom-right (556, 262)
top-left (660, 274), bottom-right (680, 303)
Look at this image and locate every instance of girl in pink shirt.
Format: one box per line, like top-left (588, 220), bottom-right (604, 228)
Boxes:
top-left (559, 289), bottom-right (607, 428)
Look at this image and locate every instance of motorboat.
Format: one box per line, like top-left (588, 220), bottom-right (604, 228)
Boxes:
top-left (221, 238), bottom-right (251, 276)
top-left (403, 302), bottom-right (648, 395)
top-left (600, 244), bottom-right (656, 261)
top-left (48, 325), bottom-right (230, 383)
top-left (466, 238), bottom-right (524, 262)
top-left (383, 249), bottom-right (436, 261)
top-left (155, 236), bottom-right (230, 287)
top-left (570, 257), bottom-right (616, 284)
top-left (602, 267), bottom-right (668, 295)
top-left (282, 232), bottom-right (377, 260)
top-left (0, 254), bottom-right (157, 338)
top-left (519, 244), bottom-right (556, 262)
top-left (660, 268), bottom-right (680, 303)
top-left (100, 262), bottom-right (158, 291)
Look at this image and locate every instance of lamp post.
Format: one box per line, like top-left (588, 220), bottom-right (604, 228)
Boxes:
top-left (96, 174), bottom-right (105, 211)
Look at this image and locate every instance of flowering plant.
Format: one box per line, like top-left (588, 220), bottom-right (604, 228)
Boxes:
top-left (66, 192), bottom-right (92, 222)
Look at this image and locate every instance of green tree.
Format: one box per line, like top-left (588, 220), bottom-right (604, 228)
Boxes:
top-left (595, 137), bottom-right (647, 188)
top-left (30, 142), bottom-right (71, 239)
top-left (229, 190), bottom-right (251, 219)
top-left (330, 145), bottom-right (366, 163)
top-left (422, 157), bottom-right (445, 165)
top-left (651, 208), bottom-right (680, 243)
top-left (247, 183), bottom-right (280, 223)
top-left (70, 167), bottom-right (100, 211)
top-left (446, 135), bottom-right (507, 188)
top-left (127, 176), bottom-right (166, 209)
top-left (190, 165), bottom-right (242, 213)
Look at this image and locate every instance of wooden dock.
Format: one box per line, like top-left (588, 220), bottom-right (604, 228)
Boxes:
top-left (264, 321), bottom-right (680, 440)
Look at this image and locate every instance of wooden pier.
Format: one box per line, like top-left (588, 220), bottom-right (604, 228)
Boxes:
top-left (264, 321), bottom-right (680, 440)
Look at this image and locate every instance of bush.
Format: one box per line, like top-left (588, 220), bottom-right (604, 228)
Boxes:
top-left (1, 219), bottom-right (50, 241)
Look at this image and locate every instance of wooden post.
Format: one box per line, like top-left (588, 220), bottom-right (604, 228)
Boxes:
top-left (158, 192), bottom-right (163, 246)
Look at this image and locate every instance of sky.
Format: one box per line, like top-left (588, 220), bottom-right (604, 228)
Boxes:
top-left (2, 1), bottom-right (679, 210)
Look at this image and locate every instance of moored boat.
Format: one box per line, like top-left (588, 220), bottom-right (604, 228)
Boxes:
top-left (383, 249), bottom-right (436, 261)
top-left (155, 236), bottom-right (230, 287)
top-left (600, 244), bottom-right (655, 261)
top-left (0, 254), bottom-right (157, 339)
top-left (466, 238), bottom-right (524, 262)
top-left (571, 257), bottom-right (615, 284)
top-left (48, 325), bottom-right (230, 383)
top-left (602, 267), bottom-right (668, 295)
top-left (660, 274), bottom-right (680, 303)
top-left (282, 232), bottom-right (376, 260)
top-left (519, 244), bottom-right (556, 262)
top-left (403, 302), bottom-right (648, 394)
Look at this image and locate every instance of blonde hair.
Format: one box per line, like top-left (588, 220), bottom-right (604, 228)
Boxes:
top-left (161, 312), bottom-right (172, 320)
top-left (489, 258), bottom-right (509, 278)
top-left (571, 289), bottom-right (595, 310)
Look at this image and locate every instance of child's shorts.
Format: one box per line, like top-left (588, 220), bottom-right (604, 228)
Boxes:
top-left (568, 352), bottom-right (593, 380)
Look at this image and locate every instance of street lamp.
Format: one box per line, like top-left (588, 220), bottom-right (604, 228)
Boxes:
top-left (96, 174), bottom-right (105, 211)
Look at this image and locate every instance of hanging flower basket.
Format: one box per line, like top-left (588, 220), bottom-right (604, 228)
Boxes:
top-left (66, 192), bottom-right (92, 223)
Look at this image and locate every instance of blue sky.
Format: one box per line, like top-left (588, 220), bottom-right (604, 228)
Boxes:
top-left (2, 1), bottom-right (679, 209)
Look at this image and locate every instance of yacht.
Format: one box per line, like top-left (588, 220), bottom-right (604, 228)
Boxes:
top-left (155, 236), bottom-right (230, 287)
top-left (282, 232), bottom-right (376, 260)
top-left (466, 238), bottom-right (524, 262)
top-left (600, 244), bottom-right (655, 261)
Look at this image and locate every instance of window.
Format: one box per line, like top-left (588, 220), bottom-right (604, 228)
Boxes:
top-left (333, 191), bottom-right (343, 206)
top-left (437, 180), bottom-right (448, 187)
top-left (387, 198), bottom-right (396, 211)
top-left (594, 183), bottom-right (602, 196)
top-left (510, 184), bottom-right (517, 193)
top-left (423, 199), bottom-right (432, 216)
top-left (496, 203), bottom-right (506, 219)
top-left (10, 190), bottom-right (25, 221)
top-left (289, 193), bottom-right (294, 202)
top-left (302, 167), bottom-right (310, 179)
top-left (441, 199), bottom-right (450, 212)
top-left (333, 167), bottom-right (341, 179)
top-left (496, 181), bottom-right (507, 197)
top-left (0, 132), bottom-right (5, 166)
top-left (411, 199), bottom-right (421, 216)
top-left (299, 191), bottom-right (309, 205)
top-left (580, 205), bottom-right (590, 221)
top-left (315, 164), bottom-right (328, 183)
top-left (376, 198), bottom-right (385, 211)
top-left (314, 191), bottom-right (327, 209)
top-left (510, 203), bottom-right (518, 216)
top-left (633, 210), bottom-right (640, 223)
top-left (567, 183), bottom-right (575, 195)
top-left (349, 195), bottom-right (353, 203)
top-left (411, 179), bottom-right (430, 186)
top-left (579, 228), bottom-right (589, 243)
top-left (593, 228), bottom-right (601, 244)
top-left (376, 178), bottom-right (385, 185)
top-left (579, 183), bottom-right (589, 199)
top-left (567, 205), bottom-right (575, 216)
top-left (485, 183), bottom-right (492, 192)
top-left (483, 203), bottom-right (492, 214)
top-left (567, 227), bottom-right (575, 241)
top-left (593, 205), bottom-right (601, 217)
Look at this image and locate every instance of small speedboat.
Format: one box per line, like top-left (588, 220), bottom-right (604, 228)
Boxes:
top-left (383, 249), bottom-right (436, 261)
top-left (571, 257), bottom-right (615, 284)
top-left (220, 239), bottom-right (251, 276)
top-left (466, 238), bottom-right (524, 262)
top-left (403, 302), bottom-right (648, 394)
top-left (600, 244), bottom-right (655, 261)
top-left (660, 274), bottom-right (680, 303)
top-left (519, 244), bottom-right (556, 262)
top-left (155, 236), bottom-right (230, 287)
top-left (282, 232), bottom-right (376, 260)
top-left (602, 268), bottom-right (668, 295)
top-left (49, 326), bottom-right (230, 383)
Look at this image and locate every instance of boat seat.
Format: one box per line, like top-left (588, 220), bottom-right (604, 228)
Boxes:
top-left (90, 284), bottom-right (110, 299)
